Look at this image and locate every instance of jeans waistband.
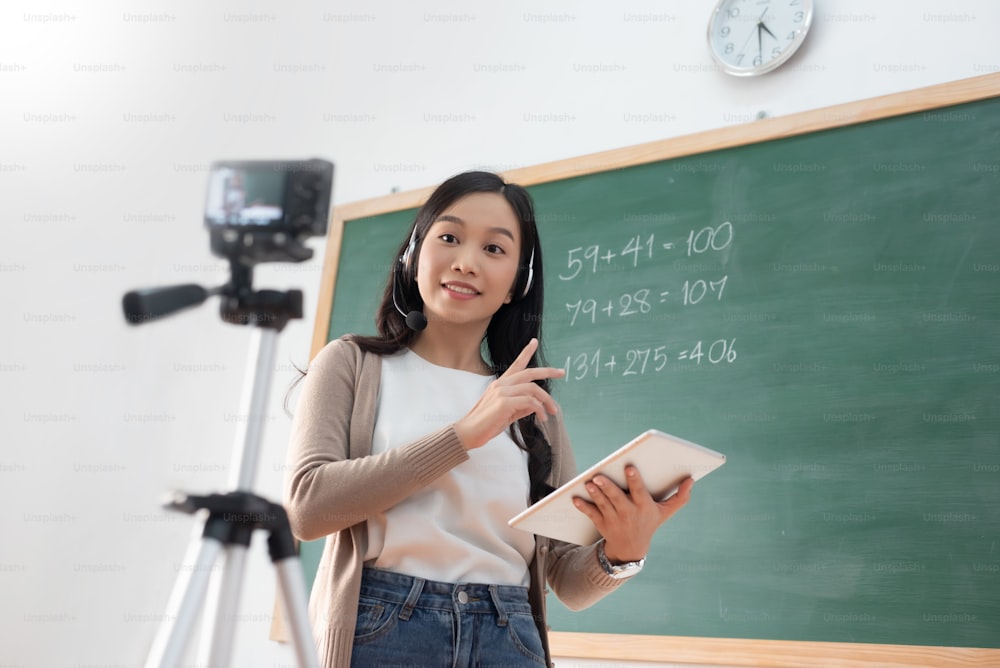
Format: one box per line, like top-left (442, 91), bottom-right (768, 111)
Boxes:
top-left (359, 567), bottom-right (534, 622)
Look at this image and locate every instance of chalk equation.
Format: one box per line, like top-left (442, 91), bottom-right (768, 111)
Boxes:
top-left (561, 339), bottom-right (738, 382)
top-left (556, 222), bottom-right (733, 281)
top-left (566, 276), bottom-right (728, 326)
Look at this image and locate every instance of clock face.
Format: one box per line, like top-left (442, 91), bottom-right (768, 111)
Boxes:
top-left (708, 0), bottom-right (813, 76)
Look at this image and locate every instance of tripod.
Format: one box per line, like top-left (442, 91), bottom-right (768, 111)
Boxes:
top-left (130, 286), bottom-right (319, 668)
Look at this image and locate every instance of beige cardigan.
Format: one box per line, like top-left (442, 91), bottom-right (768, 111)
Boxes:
top-left (284, 337), bottom-right (624, 667)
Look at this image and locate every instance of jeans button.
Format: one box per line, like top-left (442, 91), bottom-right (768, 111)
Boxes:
top-left (457, 591), bottom-right (469, 604)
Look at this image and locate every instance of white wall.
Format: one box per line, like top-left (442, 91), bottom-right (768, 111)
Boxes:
top-left (1, 1), bottom-right (996, 666)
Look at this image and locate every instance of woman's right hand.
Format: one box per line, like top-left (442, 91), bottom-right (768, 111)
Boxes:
top-left (452, 338), bottom-right (566, 450)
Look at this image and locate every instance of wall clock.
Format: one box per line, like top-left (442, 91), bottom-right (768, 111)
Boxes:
top-left (708, 0), bottom-right (814, 76)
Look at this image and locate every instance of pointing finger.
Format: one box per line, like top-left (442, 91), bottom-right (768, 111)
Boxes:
top-left (500, 337), bottom-right (538, 378)
top-left (509, 366), bottom-right (566, 384)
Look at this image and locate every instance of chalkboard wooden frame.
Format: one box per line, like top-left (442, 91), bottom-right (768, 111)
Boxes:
top-left (292, 73), bottom-right (1000, 667)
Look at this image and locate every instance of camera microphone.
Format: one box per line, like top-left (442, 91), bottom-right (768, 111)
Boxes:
top-left (391, 265), bottom-right (427, 332)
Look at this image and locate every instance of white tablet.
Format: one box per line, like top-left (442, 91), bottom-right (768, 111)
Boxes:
top-left (508, 429), bottom-right (726, 546)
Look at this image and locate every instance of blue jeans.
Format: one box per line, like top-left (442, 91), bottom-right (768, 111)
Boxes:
top-left (350, 567), bottom-right (547, 667)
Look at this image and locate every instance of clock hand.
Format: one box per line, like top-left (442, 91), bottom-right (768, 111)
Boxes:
top-left (731, 3), bottom-right (772, 62)
top-left (756, 7), bottom-right (769, 61)
top-left (760, 21), bottom-right (777, 40)
top-left (737, 16), bottom-right (760, 60)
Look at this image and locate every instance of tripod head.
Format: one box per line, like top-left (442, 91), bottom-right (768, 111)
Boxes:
top-left (121, 159), bottom-right (333, 331)
top-left (122, 262), bottom-right (305, 332)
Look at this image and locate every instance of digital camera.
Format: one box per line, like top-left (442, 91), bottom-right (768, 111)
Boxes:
top-left (204, 159), bottom-right (334, 264)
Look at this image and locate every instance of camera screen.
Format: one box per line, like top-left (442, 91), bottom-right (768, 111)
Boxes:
top-left (204, 165), bottom-right (287, 227)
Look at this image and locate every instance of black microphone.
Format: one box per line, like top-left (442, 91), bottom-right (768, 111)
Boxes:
top-left (391, 266), bottom-right (427, 331)
top-left (122, 284), bottom-right (211, 325)
top-left (404, 309), bottom-right (428, 332)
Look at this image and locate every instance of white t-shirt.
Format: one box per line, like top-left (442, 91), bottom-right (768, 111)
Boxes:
top-left (363, 348), bottom-right (535, 586)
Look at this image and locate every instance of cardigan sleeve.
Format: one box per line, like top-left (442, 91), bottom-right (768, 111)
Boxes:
top-left (283, 338), bottom-right (469, 541)
top-left (537, 408), bottom-right (625, 610)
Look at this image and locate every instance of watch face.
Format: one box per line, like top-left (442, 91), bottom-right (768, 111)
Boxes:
top-left (708, 0), bottom-right (813, 76)
top-left (609, 559), bottom-right (644, 579)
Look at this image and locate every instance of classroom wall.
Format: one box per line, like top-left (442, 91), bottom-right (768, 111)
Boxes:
top-left (1, 1), bottom-right (996, 666)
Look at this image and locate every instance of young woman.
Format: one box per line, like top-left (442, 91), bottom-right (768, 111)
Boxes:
top-left (283, 171), bottom-right (694, 667)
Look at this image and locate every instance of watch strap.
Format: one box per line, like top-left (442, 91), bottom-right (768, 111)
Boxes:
top-left (597, 541), bottom-right (645, 579)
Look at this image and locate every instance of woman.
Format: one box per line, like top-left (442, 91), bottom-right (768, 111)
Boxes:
top-left (283, 171), bottom-right (694, 667)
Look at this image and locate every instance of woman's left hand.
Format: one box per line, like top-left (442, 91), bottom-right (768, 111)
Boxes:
top-left (573, 467), bottom-right (694, 563)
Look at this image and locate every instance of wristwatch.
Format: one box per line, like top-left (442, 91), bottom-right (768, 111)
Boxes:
top-left (597, 541), bottom-right (645, 579)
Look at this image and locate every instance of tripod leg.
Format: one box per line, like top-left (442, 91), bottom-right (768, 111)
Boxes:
top-left (229, 327), bottom-right (278, 493)
top-left (275, 557), bottom-right (320, 668)
top-left (145, 536), bottom-right (225, 668)
top-left (199, 543), bottom-right (249, 668)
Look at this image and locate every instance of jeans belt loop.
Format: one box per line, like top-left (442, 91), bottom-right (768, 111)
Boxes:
top-left (488, 585), bottom-right (508, 627)
top-left (399, 575), bottom-right (425, 621)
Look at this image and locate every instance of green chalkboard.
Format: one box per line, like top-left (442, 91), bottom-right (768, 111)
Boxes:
top-left (300, 87), bottom-right (1000, 653)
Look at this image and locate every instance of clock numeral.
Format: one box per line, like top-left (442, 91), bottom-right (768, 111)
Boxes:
top-left (720, 26), bottom-right (730, 38)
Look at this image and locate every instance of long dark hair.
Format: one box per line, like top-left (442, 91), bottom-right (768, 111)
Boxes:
top-left (350, 170), bottom-right (554, 503)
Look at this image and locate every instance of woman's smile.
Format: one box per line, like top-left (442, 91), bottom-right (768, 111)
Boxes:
top-left (442, 281), bottom-right (480, 299)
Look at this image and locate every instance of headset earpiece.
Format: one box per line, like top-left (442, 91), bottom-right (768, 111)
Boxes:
top-left (400, 227), bottom-right (418, 275)
top-left (520, 246), bottom-right (535, 300)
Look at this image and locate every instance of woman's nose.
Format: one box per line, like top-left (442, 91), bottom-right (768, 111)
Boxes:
top-left (452, 248), bottom-right (478, 274)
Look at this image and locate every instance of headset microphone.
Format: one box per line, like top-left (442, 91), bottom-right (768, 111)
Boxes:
top-left (392, 259), bottom-right (427, 331)
top-left (403, 308), bottom-right (428, 332)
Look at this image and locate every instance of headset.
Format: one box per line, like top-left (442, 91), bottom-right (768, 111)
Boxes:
top-left (398, 227), bottom-right (535, 299)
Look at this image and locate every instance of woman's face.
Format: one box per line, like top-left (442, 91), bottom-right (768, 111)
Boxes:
top-left (415, 192), bottom-right (523, 329)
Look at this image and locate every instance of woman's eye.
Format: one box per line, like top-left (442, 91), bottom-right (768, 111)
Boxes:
top-left (485, 244), bottom-right (505, 255)
top-left (439, 233), bottom-right (458, 244)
